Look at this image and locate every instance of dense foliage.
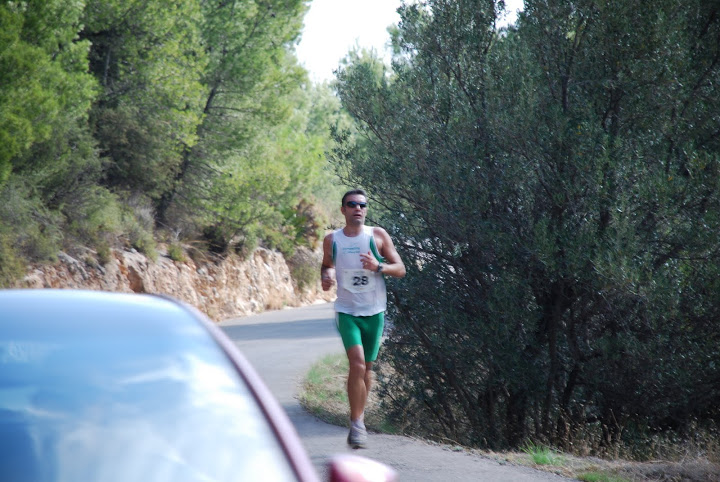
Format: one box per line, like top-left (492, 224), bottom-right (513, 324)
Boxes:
top-left (333, 0), bottom-right (720, 455)
top-left (0, 0), bottom-right (345, 283)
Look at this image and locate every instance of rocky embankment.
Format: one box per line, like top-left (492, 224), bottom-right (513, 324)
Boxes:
top-left (17, 246), bottom-right (333, 321)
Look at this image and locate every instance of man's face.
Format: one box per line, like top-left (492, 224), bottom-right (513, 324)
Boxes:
top-left (341, 194), bottom-right (368, 226)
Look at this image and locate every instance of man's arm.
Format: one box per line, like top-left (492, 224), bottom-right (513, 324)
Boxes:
top-left (320, 232), bottom-right (335, 291)
top-left (361, 227), bottom-right (406, 278)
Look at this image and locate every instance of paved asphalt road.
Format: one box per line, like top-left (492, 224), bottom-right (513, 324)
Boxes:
top-left (220, 303), bottom-right (572, 481)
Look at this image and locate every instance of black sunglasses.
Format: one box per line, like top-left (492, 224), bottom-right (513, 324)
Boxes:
top-left (345, 201), bottom-right (367, 208)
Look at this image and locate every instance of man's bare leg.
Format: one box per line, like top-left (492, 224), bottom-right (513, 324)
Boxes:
top-left (364, 360), bottom-right (373, 406)
top-left (346, 345), bottom-right (369, 421)
top-left (346, 345), bottom-right (372, 447)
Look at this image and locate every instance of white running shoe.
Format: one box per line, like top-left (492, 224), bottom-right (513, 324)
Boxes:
top-left (347, 425), bottom-right (368, 448)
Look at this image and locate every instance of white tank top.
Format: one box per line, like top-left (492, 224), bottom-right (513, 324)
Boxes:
top-left (332, 226), bottom-right (387, 316)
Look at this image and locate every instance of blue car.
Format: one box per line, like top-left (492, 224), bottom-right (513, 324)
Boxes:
top-left (0, 290), bottom-right (395, 482)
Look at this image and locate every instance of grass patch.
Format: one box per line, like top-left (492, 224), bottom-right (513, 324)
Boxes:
top-left (299, 353), bottom-right (349, 427)
top-left (522, 441), bottom-right (565, 466)
top-left (299, 352), bottom-right (397, 434)
top-left (305, 353), bottom-right (348, 404)
top-left (578, 472), bottom-right (630, 482)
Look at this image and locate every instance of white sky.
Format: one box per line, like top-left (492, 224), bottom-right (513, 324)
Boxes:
top-left (296, 0), bottom-right (525, 83)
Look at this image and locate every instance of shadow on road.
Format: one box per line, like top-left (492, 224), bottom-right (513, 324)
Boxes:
top-left (222, 317), bottom-right (335, 341)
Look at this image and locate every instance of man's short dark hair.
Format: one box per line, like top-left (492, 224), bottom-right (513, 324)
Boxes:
top-left (341, 189), bottom-right (367, 206)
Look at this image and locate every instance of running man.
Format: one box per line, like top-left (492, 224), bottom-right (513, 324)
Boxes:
top-left (321, 189), bottom-right (406, 448)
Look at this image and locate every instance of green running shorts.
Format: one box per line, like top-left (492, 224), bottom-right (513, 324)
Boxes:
top-left (335, 312), bottom-right (385, 362)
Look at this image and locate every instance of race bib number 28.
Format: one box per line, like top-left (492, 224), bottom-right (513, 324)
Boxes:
top-left (342, 269), bottom-right (376, 293)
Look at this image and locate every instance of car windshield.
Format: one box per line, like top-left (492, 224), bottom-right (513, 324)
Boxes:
top-left (0, 291), bottom-right (297, 482)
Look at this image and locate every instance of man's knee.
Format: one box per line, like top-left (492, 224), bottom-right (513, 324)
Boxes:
top-left (349, 357), bottom-right (367, 376)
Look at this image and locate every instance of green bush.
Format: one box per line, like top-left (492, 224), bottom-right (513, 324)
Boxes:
top-left (261, 228), bottom-right (296, 259)
top-left (202, 224), bottom-right (231, 255)
top-left (124, 217), bottom-right (157, 261)
top-left (120, 196), bottom-right (158, 261)
top-left (233, 234), bottom-right (258, 261)
top-left (167, 243), bottom-right (185, 262)
top-left (0, 234), bottom-right (25, 288)
top-left (67, 188), bottom-right (123, 246)
top-left (0, 179), bottom-right (62, 263)
top-left (95, 240), bottom-right (112, 266)
top-left (131, 230), bottom-right (157, 261)
top-left (287, 247), bottom-right (320, 292)
top-left (337, 0), bottom-right (720, 456)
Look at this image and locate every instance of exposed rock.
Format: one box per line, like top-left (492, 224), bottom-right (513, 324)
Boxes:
top-left (17, 245), bottom-right (335, 322)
